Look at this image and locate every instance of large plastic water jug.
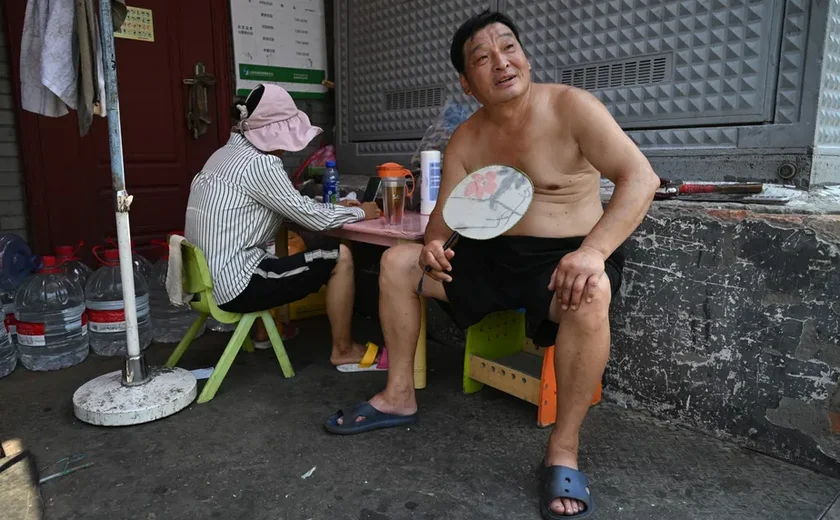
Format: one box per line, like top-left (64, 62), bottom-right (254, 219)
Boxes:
top-left (14, 256), bottom-right (89, 371)
top-left (0, 233), bottom-right (41, 346)
top-left (105, 238), bottom-right (153, 280)
top-left (149, 252), bottom-right (205, 343)
top-left (0, 307), bottom-right (16, 378)
top-left (85, 248), bottom-right (152, 357)
top-left (56, 244), bottom-right (94, 290)
top-left (2, 290), bottom-right (17, 345)
top-left (207, 317), bottom-right (235, 332)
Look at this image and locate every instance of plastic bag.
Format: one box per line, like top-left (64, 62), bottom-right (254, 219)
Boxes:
top-left (409, 99), bottom-right (476, 173)
top-left (290, 145), bottom-right (336, 185)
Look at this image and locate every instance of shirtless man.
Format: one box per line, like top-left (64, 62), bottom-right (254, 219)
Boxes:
top-left (325, 10), bottom-right (660, 519)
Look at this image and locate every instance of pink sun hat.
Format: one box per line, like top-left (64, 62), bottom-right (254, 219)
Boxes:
top-left (237, 84), bottom-right (322, 152)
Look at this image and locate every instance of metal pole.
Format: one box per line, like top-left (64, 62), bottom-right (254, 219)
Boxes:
top-left (98, 0), bottom-right (148, 385)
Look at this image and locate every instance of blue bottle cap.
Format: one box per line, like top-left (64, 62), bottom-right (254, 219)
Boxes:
top-left (325, 160), bottom-right (336, 168)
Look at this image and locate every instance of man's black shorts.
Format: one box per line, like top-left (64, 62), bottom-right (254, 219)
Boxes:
top-left (437, 235), bottom-right (624, 347)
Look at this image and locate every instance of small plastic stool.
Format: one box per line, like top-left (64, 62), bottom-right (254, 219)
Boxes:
top-left (165, 239), bottom-right (294, 403)
top-left (463, 310), bottom-right (602, 427)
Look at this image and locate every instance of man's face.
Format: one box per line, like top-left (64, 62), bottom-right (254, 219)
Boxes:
top-left (460, 22), bottom-right (530, 105)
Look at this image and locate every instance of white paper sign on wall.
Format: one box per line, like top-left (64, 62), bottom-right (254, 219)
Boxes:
top-left (230, 0), bottom-right (328, 99)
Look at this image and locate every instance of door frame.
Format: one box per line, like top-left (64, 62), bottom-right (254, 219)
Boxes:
top-left (2, 0), bottom-right (234, 254)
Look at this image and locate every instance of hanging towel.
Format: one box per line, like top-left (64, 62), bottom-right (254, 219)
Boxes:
top-left (20, 0), bottom-right (77, 117)
top-left (75, 0), bottom-right (97, 135)
top-left (165, 234), bottom-right (194, 307)
top-left (21, 0), bottom-right (128, 130)
top-left (111, 0), bottom-right (127, 31)
top-left (92, 0), bottom-right (127, 118)
top-left (77, 0), bottom-right (126, 133)
top-left (82, 0), bottom-right (127, 125)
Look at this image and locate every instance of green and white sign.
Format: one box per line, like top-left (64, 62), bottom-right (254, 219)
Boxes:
top-left (230, 0), bottom-right (328, 99)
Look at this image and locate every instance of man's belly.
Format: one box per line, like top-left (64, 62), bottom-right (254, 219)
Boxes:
top-left (503, 195), bottom-right (604, 239)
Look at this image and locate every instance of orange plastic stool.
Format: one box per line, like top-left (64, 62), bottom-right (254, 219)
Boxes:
top-left (537, 345), bottom-right (603, 428)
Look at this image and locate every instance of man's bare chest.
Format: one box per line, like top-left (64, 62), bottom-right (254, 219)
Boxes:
top-left (470, 131), bottom-right (584, 190)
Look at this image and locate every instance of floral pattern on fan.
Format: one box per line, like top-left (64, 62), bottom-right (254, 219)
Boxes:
top-left (443, 164), bottom-right (534, 240)
top-left (464, 170), bottom-right (498, 199)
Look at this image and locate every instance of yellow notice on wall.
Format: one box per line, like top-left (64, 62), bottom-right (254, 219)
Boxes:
top-left (114, 6), bottom-right (154, 42)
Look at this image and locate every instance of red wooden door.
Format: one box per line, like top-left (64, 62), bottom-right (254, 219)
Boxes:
top-left (4, 0), bottom-right (233, 262)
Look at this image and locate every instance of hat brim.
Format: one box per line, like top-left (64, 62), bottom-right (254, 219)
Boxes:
top-left (243, 110), bottom-right (323, 153)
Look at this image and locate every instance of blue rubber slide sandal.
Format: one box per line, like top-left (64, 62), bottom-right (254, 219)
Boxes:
top-left (324, 402), bottom-right (417, 435)
top-left (539, 463), bottom-right (595, 519)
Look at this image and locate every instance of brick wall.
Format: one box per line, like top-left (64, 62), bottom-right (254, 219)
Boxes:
top-left (0, 8), bottom-right (27, 241)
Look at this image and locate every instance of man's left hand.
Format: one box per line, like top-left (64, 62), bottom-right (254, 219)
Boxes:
top-left (337, 199), bottom-right (360, 207)
top-left (548, 246), bottom-right (606, 311)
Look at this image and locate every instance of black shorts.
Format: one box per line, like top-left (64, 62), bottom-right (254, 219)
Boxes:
top-left (218, 235), bottom-right (339, 314)
top-left (438, 235), bottom-right (625, 348)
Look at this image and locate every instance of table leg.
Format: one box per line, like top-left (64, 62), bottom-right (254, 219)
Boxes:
top-left (414, 295), bottom-right (427, 390)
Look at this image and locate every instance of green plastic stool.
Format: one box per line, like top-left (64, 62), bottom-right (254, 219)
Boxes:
top-left (165, 239), bottom-right (295, 403)
top-left (463, 310), bottom-right (526, 394)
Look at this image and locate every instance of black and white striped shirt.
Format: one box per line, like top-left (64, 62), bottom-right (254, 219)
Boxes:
top-left (185, 133), bottom-right (364, 304)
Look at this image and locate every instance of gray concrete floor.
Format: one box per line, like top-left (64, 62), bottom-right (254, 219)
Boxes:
top-left (1, 315), bottom-right (839, 520)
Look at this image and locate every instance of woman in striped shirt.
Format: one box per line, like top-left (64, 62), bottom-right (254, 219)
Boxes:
top-left (185, 84), bottom-right (380, 367)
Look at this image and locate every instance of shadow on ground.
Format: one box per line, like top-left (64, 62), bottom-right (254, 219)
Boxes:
top-left (1, 316), bottom-right (838, 520)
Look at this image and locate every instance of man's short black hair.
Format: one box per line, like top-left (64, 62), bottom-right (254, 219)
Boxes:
top-left (449, 10), bottom-right (523, 75)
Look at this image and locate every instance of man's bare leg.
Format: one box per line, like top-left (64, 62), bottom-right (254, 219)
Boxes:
top-left (339, 243), bottom-right (448, 424)
top-left (545, 273), bottom-right (612, 516)
top-left (326, 243), bottom-right (369, 366)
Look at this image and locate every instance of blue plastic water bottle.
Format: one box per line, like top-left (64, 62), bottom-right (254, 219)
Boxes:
top-left (322, 160), bottom-right (339, 204)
